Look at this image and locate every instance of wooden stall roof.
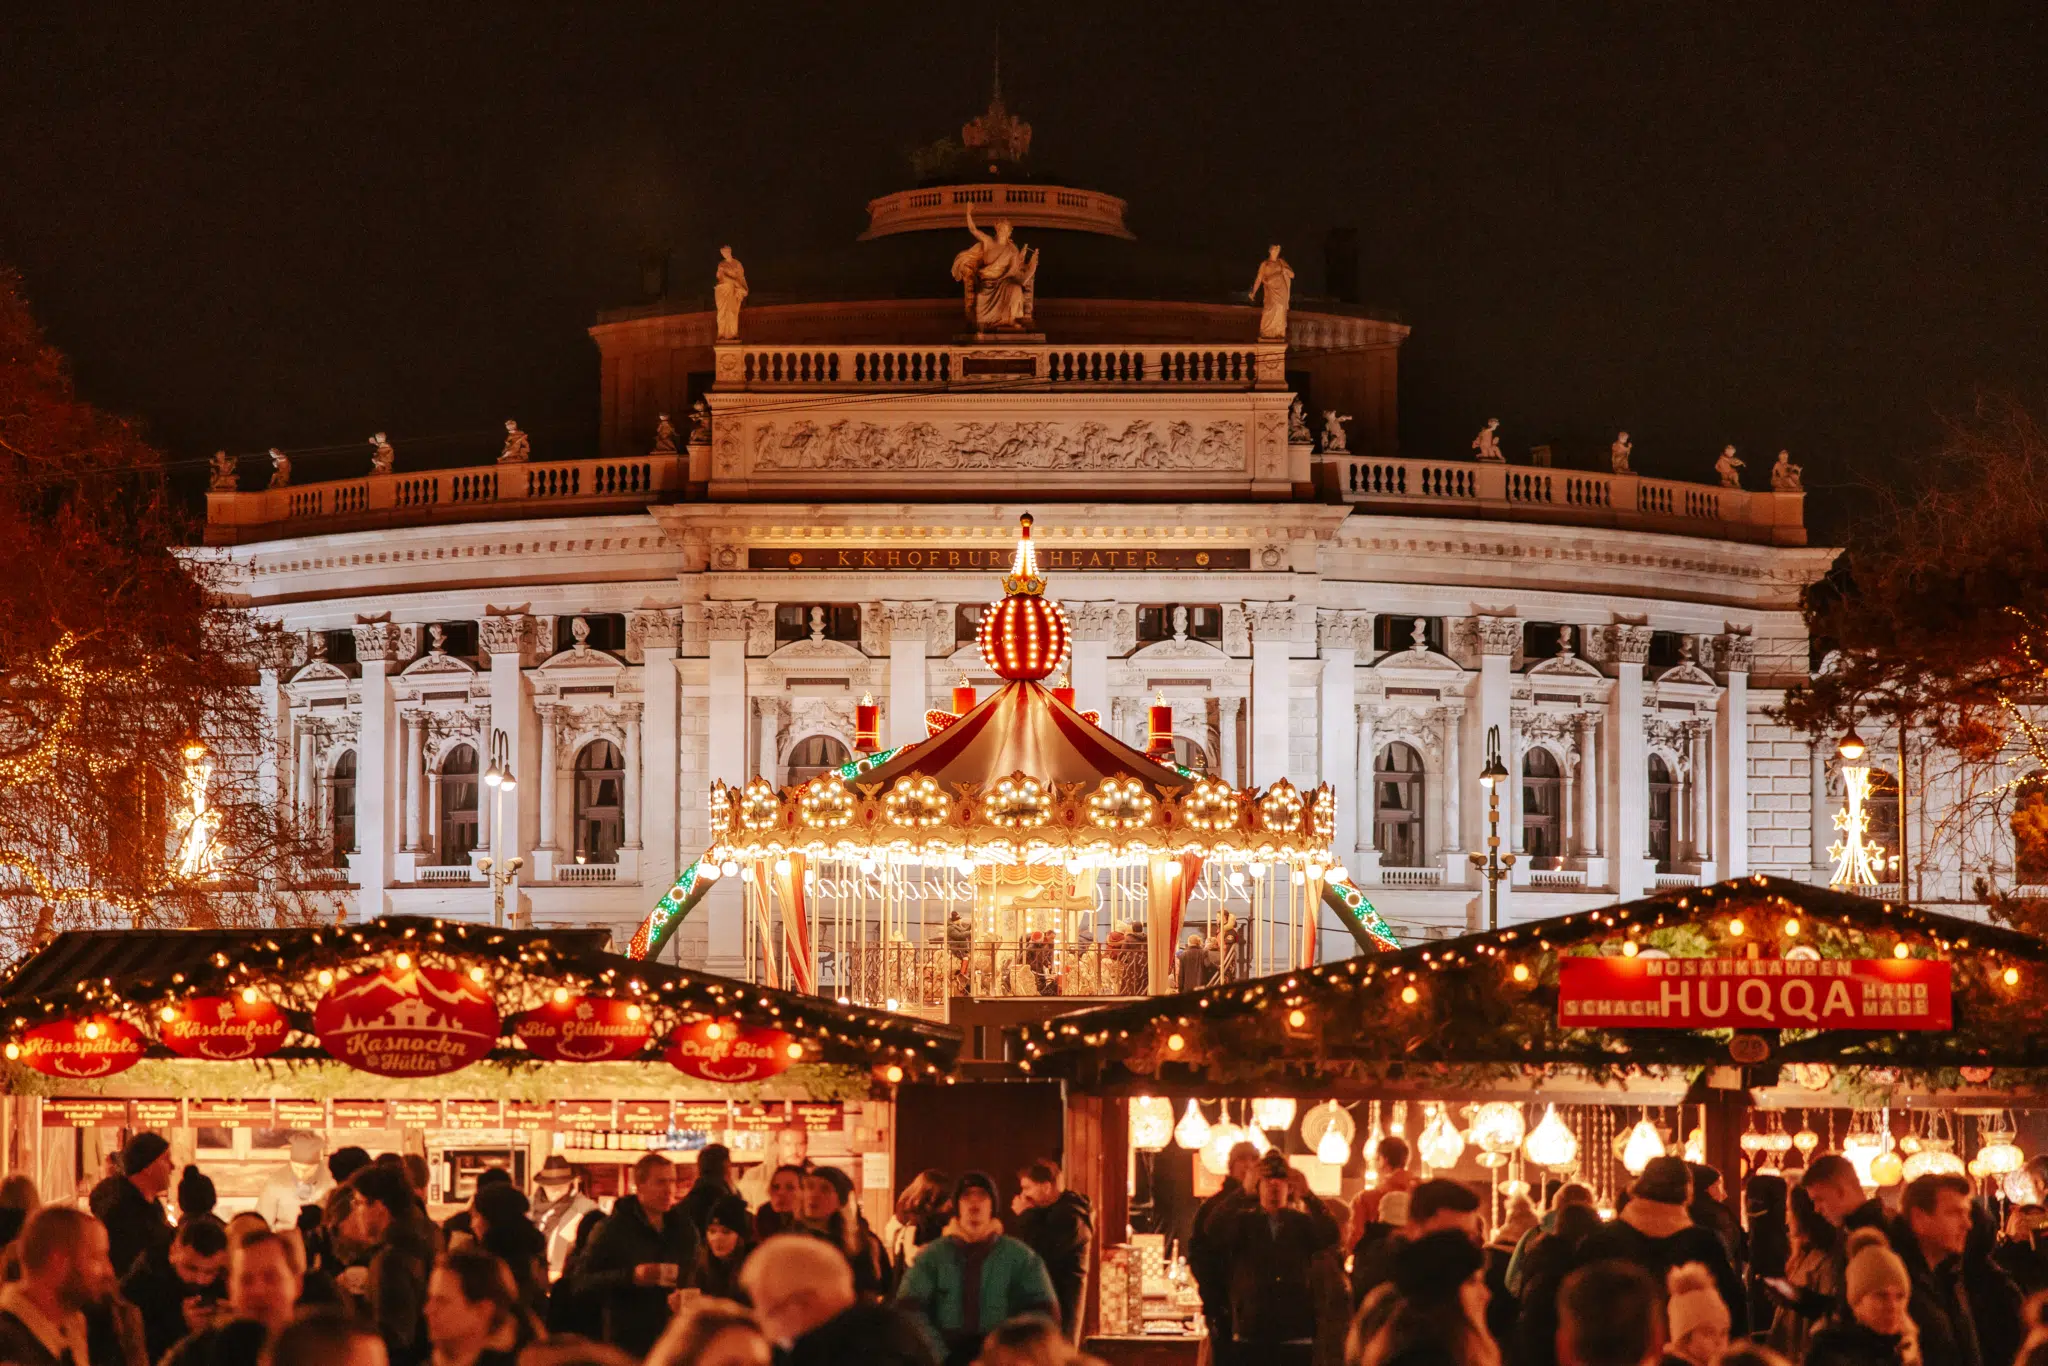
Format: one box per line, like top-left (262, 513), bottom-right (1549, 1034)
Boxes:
top-left (1016, 876), bottom-right (2048, 1089)
top-left (0, 916), bottom-right (963, 1075)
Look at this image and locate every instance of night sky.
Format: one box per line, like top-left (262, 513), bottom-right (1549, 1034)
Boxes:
top-left (4, 6), bottom-right (2044, 532)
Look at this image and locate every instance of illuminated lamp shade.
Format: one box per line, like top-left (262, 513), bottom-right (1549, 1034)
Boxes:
top-left (1793, 1127), bottom-right (1821, 1155)
top-left (1869, 1151), bottom-right (1906, 1187)
top-left (2004, 1168), bottom-right (2045, 1206)
top-left (1469, 1102), bottom-right (1527, 1155)
top-left (1130, 1096), bottom-right (1174, 1153)
top-left (1317, 1123), bottom-right (1351, 1167)
top-left (977, 514), bottom-right (1071, 682)
top-left (1246, 1125), bottom-right (1272, 1155)
top-left (1621, 1118), bottom-right (1667, 1175)
top-left (1524, 1105), bottom-right (1579, 1170)
top-left (1417, 1107), bottom-right (1465, 1170)
top-left (1683, 1127), bottom-right (1706, 1165)
top-left (1201, 1123), bottom-right (1247, 1177)
top-left (1174, 1099), bottom-right (1212, 1151)
top-left (1302, 1100), bottom-right (1356, 1167)
top-left (1251, 1098), bottom-right (1298, 1133)
top-left (1978, 1134), bottom-right (2025, 1177)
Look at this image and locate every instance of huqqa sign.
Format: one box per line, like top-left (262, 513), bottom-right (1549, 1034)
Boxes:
top-left (314, 966), bottom-right (500, 1077)
top-left (512, 997), bottom-right (651, 1063)
top-left (17, 1016), bottom-right (145, 1079)
top-left (665, 1021), bottom-right (796, 1084)
top-left (160, 996), bottom-right (290, 1062)
top-left (1559, 956), bottom-right (1953, 1031)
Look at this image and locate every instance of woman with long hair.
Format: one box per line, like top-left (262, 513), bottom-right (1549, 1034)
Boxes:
top-left (1349, 1230), bottom-right (1501, 1366)
top-left (545, 1209), bottom-right (609, 1339)
top-left (424, 1249), bottom-right (538, 1366)
top-left (883, 1169), bottom-right (950, 1273)
top-left (471, 1183), bottom-right (549, 1322)
top-left (1743, 1173), bottom-right (1790, 1332)
top-left (800, 1167), bottom-right (889, 1299)
top-left (697, 1196), bottom-right (757, 1302)
top-left (1767, 1181), bottom-right (1841, 1362)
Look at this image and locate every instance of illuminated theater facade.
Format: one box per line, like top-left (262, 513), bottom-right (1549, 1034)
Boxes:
top-left (202, 92), bottom-right (1857, 984)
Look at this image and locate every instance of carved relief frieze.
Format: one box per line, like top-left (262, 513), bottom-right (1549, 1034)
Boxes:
top-left (749, 417), bottom-right (1247, 473)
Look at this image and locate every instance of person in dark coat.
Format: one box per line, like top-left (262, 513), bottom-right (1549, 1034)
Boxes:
top-left (470, 1182), bottom-right (549, 1324)
top-left (569, 1152), bottom-right (700, 1357)
top-left (1890, 1171), bottom-right (2014, 1366)
top-left (343, 1163), bottom-right (445, 1366)
top-left (1574, 1157), bottom-right (1746, 1336)
top-left (542, 1209), bottom-right (607, 1341)
top-left (696, 1195), bottom-right (756, 1301)
top-left (1998, 1204), bottom-right (2048, 1298)
top-left (1742, 1172), bottom-right (1790, 1334)
top-left (1349, 1177), bottom-right (1482, 1310)
top-left (438, 1167), bottom-right (511, 1246)
top-left (1686, 1162), bottom-right (1744, 1265)
top-left (756, 1163), bottom-right (805, 1242)
top-left (1515, 1202), bottom-right (1606, 1366)
top-left (119, 1217), bottom-right (228, 1364)
top-left (744, 1234), bottom-right (939, 1366)
top-left (677, 1143), bottom-right (738, 1243)
top-left (1175, 932), bottom-right (1209, 993)
top-left (176, 1166), bottom-right (221, 1229)
top-left (1211, 1151), bottom-right (1340, 1366)
top-left (1803, 1153), bottom-right (1895, 1316)
top-left (0, 1208), bottom-right (120, 1366)
top-left (1805, 1226), bottom-right (1919, 1366)
top-left (92, 1132), bottom-right (176, 1279)
top-left (1965, 1194), bottom-right (2025, 1366)
top-left (162, 1229), bottom-right (303, 1366)
top-left (1186, 1140), bottom-right (1260, 1343)
top-left (799, 1165), bottom-right (890, 1301)
top-left (1008, 1158), bottom-right (1092, 1344)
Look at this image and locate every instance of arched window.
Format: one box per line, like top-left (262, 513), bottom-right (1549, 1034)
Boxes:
top-left (1647, 754), bottom-right (1674, 872)
top-left (328, 751), bottom-right (357, 867)
top-left (1866, 768), bottom-right (1903, 883)
top-left (438, 745), bottom-right (479, 863)
top-left (785, 734), bottom-right (853, 787)
top-left (2015, 774), bottom-right (2048, 888)
top-left (1522, 748), bottom-right (1562, 866)
top-left (574, 741), bottom-right (625, 865)
top-left (1376, 743), bottom-right (1426, 869)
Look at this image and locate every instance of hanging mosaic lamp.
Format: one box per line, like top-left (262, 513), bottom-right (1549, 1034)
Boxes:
top-left (1175, 1099), bottom-right (1212, 1151)
top-left (1251, 1097), bottom-right (1298, 1133)
top-left (1468, 1101), bottom-right (1527, 1154)
top-left (1130, 1096), bottom-right (1174, 1153)
top-left (1524, 1104), bottom-right (1579, 1170)
top-left (1621, 1117), bottom-right (1667, 1175)
top-left (1417, 1105), bottom-right (1466, 1170)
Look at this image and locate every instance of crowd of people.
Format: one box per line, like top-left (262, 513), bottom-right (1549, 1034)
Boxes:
top-left (1178, 1133), bottom-right (2048, 1366)
top-left (0, 1134), bottom-right (1102, 1366)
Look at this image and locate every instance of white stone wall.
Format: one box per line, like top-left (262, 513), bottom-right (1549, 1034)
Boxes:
top-left (1747, 707), bottom-right (1819, 878)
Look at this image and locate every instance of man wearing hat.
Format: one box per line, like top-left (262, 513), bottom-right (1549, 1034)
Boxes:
top-left (90, 1132), bottom-right (174, 1278)
top-left (256, 1132), bottom-right (334, 1231)
top-left (894, 1170), bottom-right (1056, 1365)
top-left (1210, 1151), bottom-right (1340, 1366)
top-left (531, 1155), bottom-right (598, 1282)
top-left (1572, 1156), bottom-right (1745, 1338)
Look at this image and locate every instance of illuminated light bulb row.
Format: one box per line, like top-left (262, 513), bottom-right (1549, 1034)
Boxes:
top-left (797, 776), bottom-right (856, 828)
top-left (984, 773), bottom-right (1052, 829)
top-left (1180, 778), bottom-right (1240, 831)
top-left (884, 776), bottom-right (951, 828)
top-left (1088, 777), bottom-right (1156, 830)
top-left (1310, 786), bottom-right (1337, 840)
top-left (705, 782), bottom-right (736, 837)
top-left (738, 778), bottom-right (782, 832)
top-left (1257, 781), bottom-right (1305, 832)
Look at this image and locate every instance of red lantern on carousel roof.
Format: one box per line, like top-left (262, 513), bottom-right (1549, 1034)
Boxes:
top-left (978, 513), bottom-right (1071, 683)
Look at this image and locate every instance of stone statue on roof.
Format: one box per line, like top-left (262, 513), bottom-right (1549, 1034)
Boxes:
top-left (713, 246), bottom-right (748, 341)
top-left (500, 420), bottom-right (531, 465)
top-left (952, 207), bottom-right (1038, 332)
top-left (1472, 418), bottom-right (1504, 462)
top-left (1288, 398), bottom-right (1312, 445)
top-left (1610, 431), bottom-right (1632, 474)
top-left (652, 414), bottom-right (678, 454)
top-left (209, 450), bottom-right (237, 492)
top-left (1249, 245), bottom-right (1294, 340)
top-left (369, 432), bottom-right (395, 475)
top-left (1771, 448), bottom-right (1804, 492)
top-left (1715, 443), bottom-right (1745, 488)
top-left (1320, 412), bottom-right (1351, 454)
top-left (267, 448), bottom-right (291, 489)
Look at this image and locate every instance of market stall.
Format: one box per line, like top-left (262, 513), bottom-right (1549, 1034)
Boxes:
top-left (0, 917), bottom-right (959, 1230)
top-left (1017, 876), bottom-right (2048, 1356)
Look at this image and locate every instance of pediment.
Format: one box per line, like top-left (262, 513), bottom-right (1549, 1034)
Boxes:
top-left (1528, 653), bottom-right (1603, 679)
top-left (537, 645), bottom-right (627, 671)
top-left (400, 652), bottom-right (477, 678)
top-left (1655, 662), bottom-right (1718, 687)
top-left (1371, 646), bottom-right (1461, 673)
top-left (1130, 638), bottom-right (1228, 664)
top-left (288, 661), bottom-right (351, 684)
top-left (766, 638), bottom-right (868, 665)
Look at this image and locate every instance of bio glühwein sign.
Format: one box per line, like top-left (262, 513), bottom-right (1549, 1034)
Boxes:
top-left (512, 996), bottom-right (651, 1063)
top-left (1558, 956), bottom-right (1953, 1031)
top-left (665, 1022), bottom-right (796, 1083)
top-left (160, 996), bottom-right (290, 1062)
top-left (314, 967), bottom-right (501, 1077)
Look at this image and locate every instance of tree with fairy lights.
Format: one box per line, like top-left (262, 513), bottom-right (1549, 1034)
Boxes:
top-left (1782, 398), bottom-right (2048, 914)
top-left (0, 268), bottom-right (341, 954)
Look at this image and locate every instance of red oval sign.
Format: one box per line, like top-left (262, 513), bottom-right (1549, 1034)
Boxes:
top-left (18, 1016), bottom-right (144, 1079)
top-left (160, 996), bottom-right (290, 1062)
top-left (512, 997), bottom-right (651, 1063)
top-left (314, 966), bottom-right (500, 1077)
top-left (665, 1022), bottom-right (796, 1084)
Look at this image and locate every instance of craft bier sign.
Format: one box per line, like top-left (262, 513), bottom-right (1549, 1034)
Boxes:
top-left (1557, 956), bottom-right (1953, 1031)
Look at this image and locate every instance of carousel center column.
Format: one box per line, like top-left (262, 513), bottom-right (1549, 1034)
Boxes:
top-left (352, 619), bottom-right (413, 918)
top-left (703, 601), bottom-right (754, 976)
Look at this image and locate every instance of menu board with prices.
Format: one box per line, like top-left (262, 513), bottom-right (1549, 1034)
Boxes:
top-left (793, 1103), bottom-right (842, 1132)
top-left (133, 1100), bottom-right (184, 1129)
top-left (506, 1101), bottom-right (553, 1131)
top-left (43, 1099), bottom-right (131, 1128)
top-left (673, 1103), bottom-right (729, 1134)
top-left (275, 1100), bottom-right (327, 1129)
top-left (389, 1101), bottom-right (444, 1128)
top-left (443, 1101), bottom-right (503, 1130)
top-left (554, 1101), bottom-right (616, 1130)
top-left (187, 1100), bottom-right (275, 1128)
top-left (331, 1101), bottom-right (392, 1130)
top-left (618, 1101), bottom-right (673, 1131)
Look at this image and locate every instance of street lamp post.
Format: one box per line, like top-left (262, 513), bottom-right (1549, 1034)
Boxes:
top-left (476, 730), bottom-right (525, 928)
top-left (1470, 724), bottom-right (1517, 931)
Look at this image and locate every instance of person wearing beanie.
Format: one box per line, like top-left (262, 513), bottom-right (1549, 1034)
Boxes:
top-left (1661, 1262), bottom-right (1733, 1365)
top-left (1805, 1226), bottom-right (1920, 1366)
top-left (1206, 1151), bottom-right (1340, 1365)
top-left (1569, 1156), bottom-right (1747, 1341)
top-left (1351, 1176), bottom-right (1481, 1309)
top-left (88, 1131), bottom-right (174, 1278)
top-left (895, 1169), bottom-right (1056, 1365)
top-left (696, 1194), bottom-right (758, 1301)
top-left (176, 1165), bottom-right (219, 1227)
top-left (257, 1131), bottom-right (334, 1231)
top-left (1347, 1228), bottom-right (1495, 1366)
top-left (1188, 1140), bottom-right (1263, 1344)
top-left (799, 1165), bottom-right (889, 1301)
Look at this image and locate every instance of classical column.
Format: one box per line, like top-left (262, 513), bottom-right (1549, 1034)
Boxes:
top-left (352, 620), bottom-right (412, 917)
top-left (1576, 713), bottom-right (1602, 857)
top-left (702, 602), bottom-right (753, 975)
top-left (1561, 747), bottom-right (1578, 856)
top-left (296, 723), bottom-right (317, 815)
top-left (632, 609), bottom-right (682, 899)
top-left (257, 663), bottom-right (287, 813)
top-left (622, 703), bottom-right (643, 850)
top-left (535, 704), bottom-right (559, 851)
top-left (1716, 634), bottom-right (1753, 877)
top-left (1473, 616), bottom-right (1519, 892)
top-left (1612, 625), bottom-right (1652, 898)
top-left (1219, 697), bottom-right (1243, 788)
top-left (1441, 711), bottom-right (1462, 865)
top-left (878, 602), bottom-right (934, 750)
top-left (757, 699), bottom-right (782, 786)
top-left (479, 612), bottom-right (536, 910)
top-left (1247, 603), bottom-right (1295, 786)
top-left (401, 713), bottom-right (425, 852)
top-left (1691, 722), bottom-right (1714, 865)
top-left (1318, 613), bottom-right (1361, 872)
top-left (1068, 604), bottom-right (1120, 721)
top-left (1354, 705), bottom-right (1378, 857)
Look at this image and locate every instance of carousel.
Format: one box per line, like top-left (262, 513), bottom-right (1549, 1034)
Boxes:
top-left (630, 514), bottom-right (1399, 1009)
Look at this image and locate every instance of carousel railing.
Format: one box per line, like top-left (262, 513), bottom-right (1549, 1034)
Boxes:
top-left (819, 935), bottom-right (1245, 1006)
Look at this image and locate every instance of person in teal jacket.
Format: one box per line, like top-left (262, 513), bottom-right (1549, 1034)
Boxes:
top-left (895, 1171), bottom-right (1058, 1366)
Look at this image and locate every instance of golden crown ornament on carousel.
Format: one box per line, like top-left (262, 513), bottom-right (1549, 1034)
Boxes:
top-left (978, 513), bottom-right (1070, 681)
